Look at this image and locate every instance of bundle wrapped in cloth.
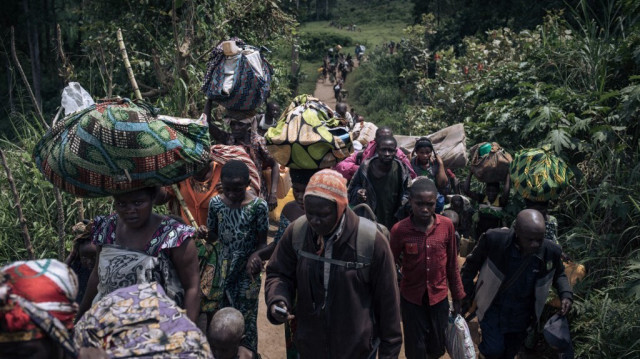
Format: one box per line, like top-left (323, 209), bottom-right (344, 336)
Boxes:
top-left (33, 98), bottom-right (210, 197)
top-left (469, 142), bottom-right (512, 183)
top-left (395, 123), bottom-right (468, 170)
top-left (265, 95), bottom-right (353, 169)
top-left (202, 39), bottom-right (273, 111)
top-left (510, 146), bottom-right (573, 202)
top-left (210, 144), bottom-right (261, 196)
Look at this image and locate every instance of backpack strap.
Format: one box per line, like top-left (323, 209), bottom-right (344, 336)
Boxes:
top-left (356, 217), bottom-right (377, 282)
top-left (291, 216), bottom-right (308, 253)
top-left (291, 216), bottom-right (379, 282)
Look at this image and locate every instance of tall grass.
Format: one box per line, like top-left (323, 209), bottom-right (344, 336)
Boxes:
top-left (0, 116), bottom-right (113, 264)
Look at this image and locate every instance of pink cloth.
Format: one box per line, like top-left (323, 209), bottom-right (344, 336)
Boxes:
top-left (334, 140), bottom-right (417, 181)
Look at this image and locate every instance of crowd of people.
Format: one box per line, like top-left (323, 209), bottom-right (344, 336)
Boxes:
top-left (0, 96), bottom-right (575, 359)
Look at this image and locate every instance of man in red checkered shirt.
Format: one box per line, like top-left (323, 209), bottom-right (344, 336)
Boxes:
top-left (390, 177), bottom-right (466, 359)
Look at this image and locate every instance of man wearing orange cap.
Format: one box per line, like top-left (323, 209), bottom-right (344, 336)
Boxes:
top-left (265, 169), bottom-right (402, 359)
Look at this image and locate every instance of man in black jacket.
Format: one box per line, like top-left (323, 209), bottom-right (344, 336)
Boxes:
top-left (460, 209), bottom-right (573, 359)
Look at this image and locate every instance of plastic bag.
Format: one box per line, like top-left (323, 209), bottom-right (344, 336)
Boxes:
top-left (445, 314), bottom-right (476, 359)
top-left (61, 82), bottom-right (95, 116)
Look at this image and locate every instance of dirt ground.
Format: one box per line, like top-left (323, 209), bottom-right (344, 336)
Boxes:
top-left (255, 73), bottom-right (481, 358)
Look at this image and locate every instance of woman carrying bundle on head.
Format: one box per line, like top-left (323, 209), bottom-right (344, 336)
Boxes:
top-left (411, 137), bottom-right (449, 213)
top-left (199, 160), bottom-right (269, 357)
top-left (77, 186), bottom-right (201, 323)
top-left (205, 99), bottom-right (280, 212)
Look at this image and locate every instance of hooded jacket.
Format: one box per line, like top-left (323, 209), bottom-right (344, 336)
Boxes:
top-left (265, 209), bottom-right (402, 359)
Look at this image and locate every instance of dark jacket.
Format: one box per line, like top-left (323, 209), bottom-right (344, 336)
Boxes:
top-left (460, 228), bottom-right (572, 323)
top-left (347, 155), bottom-right (411, 225)
top-left (265, 209), bottom-right (402, 359)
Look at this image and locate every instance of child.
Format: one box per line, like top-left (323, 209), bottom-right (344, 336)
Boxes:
top-left (207, 307), bottom-right (259, 359)
top-left (200, 160), bottom-right (269, 354)
top-left (65, 221), bottom-right (97, 303)
top-left (390, 177), bottom-right (465, 358)
top-left (463, 172), bottom-right (510, 238)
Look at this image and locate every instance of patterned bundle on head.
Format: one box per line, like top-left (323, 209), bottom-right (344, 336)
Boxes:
top-left (265, 95), bottom-right (353, 169)
top-left (210, 144), bottom-right (261, 196)
top-left (510, 146), bottom-right (573, 202)
top-left (33, 98), bottom-right (211, 197)
top-left (201, 38), bottom-right (273, 111)
top-left (0, 259), bottom-right (78, 357)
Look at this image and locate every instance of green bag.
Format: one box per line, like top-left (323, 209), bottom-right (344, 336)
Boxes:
top-left (510, 146), bottom-right (573, 202)
top-left (34, 98), bottom-right (210, 197)
top-left (265, 95), bottom-right (353, 169)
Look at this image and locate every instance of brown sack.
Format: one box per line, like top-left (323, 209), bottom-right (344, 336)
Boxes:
top-left (469, 142), bottom-right (512, 183)
top-left (395, 123), bottom-right (468, 170)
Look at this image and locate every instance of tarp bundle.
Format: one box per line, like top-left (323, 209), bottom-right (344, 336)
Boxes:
top-left (510, 146), bottom-right (573, 202)
top-left (395, 124), bottom-right (468, 170)
top-left (265, 95), bottom-right (353, 169)
top-left (469, 142), bottom-right (512, 183)
top-left (201, 39), bottom-right (273, 111)
top-left (34, 98), bottom-right (210, 197)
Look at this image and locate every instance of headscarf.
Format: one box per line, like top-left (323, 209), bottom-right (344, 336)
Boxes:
top-left (304, 169), bottom-right (348, 218)
top-left (74, 282), bottom-right (213, 359)
top-left (0, 259), bottom-right (78, 356)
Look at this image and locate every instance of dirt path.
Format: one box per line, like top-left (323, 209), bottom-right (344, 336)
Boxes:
top-left (256, 65), bottom-right (481, 359)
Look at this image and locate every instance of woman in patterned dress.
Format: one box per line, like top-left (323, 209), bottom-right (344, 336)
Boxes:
top-left (77, 187), bottom-right (200, 323)
top-left (200, 160), bottom-right (269, 354)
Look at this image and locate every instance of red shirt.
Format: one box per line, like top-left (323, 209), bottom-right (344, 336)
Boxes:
top-left (390, 215), bottom-right (466, 306)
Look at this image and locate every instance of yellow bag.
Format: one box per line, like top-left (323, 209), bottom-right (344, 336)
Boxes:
top-left (263, 165), bottom-right (292, 199)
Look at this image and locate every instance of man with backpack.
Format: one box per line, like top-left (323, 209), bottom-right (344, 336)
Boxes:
top-left (265, 169), bottom-right (402, 359)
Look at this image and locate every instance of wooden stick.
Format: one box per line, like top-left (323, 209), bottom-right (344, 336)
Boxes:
top-left (0, 149), bottom-right (35, 259)
top-left (173, 186), bottom-right (198, 227)
top-left (116, 28), bottom-right (198, 228)
top-left (10, 27), bottom-right (48, 130)
top-left (116, 28), bottom-right (142, 100)
top-left (54, 186), bottom-right (66, 261)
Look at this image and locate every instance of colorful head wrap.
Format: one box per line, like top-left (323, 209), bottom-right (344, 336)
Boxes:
top-left (0, 259), bottom-right (78, 356)
top-left (74, 282), bottom-right (212, 358)
top-left (304, 169), bottom-right (348, 218)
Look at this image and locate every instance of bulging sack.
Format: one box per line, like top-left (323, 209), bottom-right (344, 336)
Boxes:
top-left (394, 124), bottom-right (468, 170)
top-left (510, 146), bottom-right (573, 202)
top-left (265, 95), bottom-right (353, 169)
top-left (445, 314), bottom-right (476, 359)
top-left (469, 142), bottom-right (512, 183)
top-left (202, 39), bottom-right (273, 111)
top-left (33, 98), bottom-right (210, 197)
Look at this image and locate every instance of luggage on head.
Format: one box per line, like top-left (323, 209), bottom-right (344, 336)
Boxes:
top-left (265, 95), bottom-right (353, 169)
top-left (510, 146), bottom-right (573, 202)
top-left (201, 38), bottom-right (273, 111)
top-left (33, 98), bottom-right (210, 197)
top-left (394, 123), bottom-right (469, 170)
top-left (469, 141), bottom-right (512, 183)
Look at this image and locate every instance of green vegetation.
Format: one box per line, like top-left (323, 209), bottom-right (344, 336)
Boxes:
top-left (350, 1), bottom-right (640, 356)
top-left (297, 1), bottom-right (413, 97)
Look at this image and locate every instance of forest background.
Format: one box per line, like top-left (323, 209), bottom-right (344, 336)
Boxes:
top-left (1, 0), bottom-right (639, 357)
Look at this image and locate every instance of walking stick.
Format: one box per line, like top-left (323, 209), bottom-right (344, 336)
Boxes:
top-left (116, 28), bottom-right (198, 228)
